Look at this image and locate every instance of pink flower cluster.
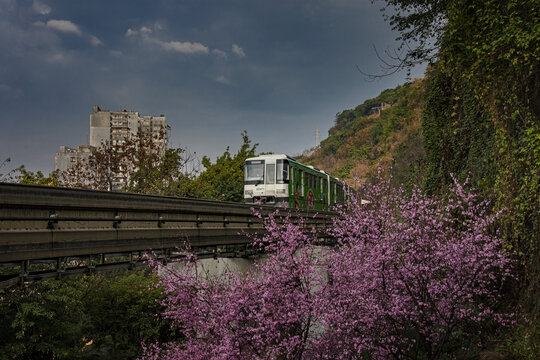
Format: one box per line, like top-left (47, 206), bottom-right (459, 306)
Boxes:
top-left (141, 176), bottom-right (512, 359)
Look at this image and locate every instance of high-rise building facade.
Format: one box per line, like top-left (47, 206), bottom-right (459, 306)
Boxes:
top-left (89, 105), bottom-right (168, 149)
top-left (54, 145), bottom-right (93, 175)
top-left (55, 105), bottom-right (169, 189)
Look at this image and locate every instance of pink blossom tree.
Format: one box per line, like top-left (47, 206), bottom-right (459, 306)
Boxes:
top-left (142, 212), bottom-right (326, 360)
top-left (142, 176), bottom-right (512, 359)
top-left (316, 176), bottom-right (513, 358)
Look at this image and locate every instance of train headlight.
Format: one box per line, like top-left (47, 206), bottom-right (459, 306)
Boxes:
top-left (276, 189), bottom-right (287, 194)
top-left (244, 190), bottom-right (253, 196)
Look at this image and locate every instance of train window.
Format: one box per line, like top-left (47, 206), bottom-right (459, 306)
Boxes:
top-left (244, 160), bottom-right (264, 185)
top-left (266, 163), bottom-right (275, 184)
top-left (276, 160), bottom-right (289, 184)
top-left (300, 171), bottom-right (304, 195)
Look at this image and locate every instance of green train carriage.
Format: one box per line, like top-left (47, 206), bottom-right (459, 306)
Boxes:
top-left (244, 154), bottom-right (349, 210)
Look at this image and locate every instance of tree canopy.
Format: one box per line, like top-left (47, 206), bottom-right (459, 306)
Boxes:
top-left (0, 270), bottom-right (182, 359)
top-left (194, 131), bottom-right (258, 202)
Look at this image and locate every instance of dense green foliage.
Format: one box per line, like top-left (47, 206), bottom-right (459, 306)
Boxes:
top-left (13, 166), bottom-right (58, 186)
top-left (300, 80), bottom-right (425, 184)
top-left (421, 67), bottom-right (497, 194)
top-left (0, 270), bottom-right (180, 360)
top-left (304, 0), bottom-right (538, 356)
top-left (0, 158), bottom-right (58, 186)
top-left (325, 83), bottom-right (415, 151)
top-left (406, 0), bottom-right (539, 321)
top-left (127, 147), bottom-right (199, 197)
top-left (421, 3), bottom-right (539, 355)
top-left (194, 131), bottom-right (258, 202)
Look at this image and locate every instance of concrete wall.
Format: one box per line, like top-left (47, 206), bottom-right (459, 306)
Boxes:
top-left (90, 108), bottom-right (111, 147)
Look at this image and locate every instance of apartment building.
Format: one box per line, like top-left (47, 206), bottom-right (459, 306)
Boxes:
top-left (54, 145), bottom-right (94, 174)
top-left (90, 105), bottom-right (167, 149)
top-left (55, 105), bottom-right (169, 190)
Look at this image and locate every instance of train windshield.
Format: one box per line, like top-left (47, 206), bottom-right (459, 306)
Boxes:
top-left (244, 160), bottom-right (265, 185)
top-left (276, 159), bottom-right (289, 184)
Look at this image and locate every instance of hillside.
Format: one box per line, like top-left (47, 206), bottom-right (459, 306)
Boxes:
top-left (298, 79), bottom-right (425, 188)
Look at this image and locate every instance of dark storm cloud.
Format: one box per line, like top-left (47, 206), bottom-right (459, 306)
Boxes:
top-left (0, 0), bottom-right (425, 173)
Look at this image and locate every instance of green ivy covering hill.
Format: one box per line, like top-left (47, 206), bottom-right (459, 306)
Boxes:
top-left (299, 78), bottom-right (425, 187)
top-left (301, 2), bottom-right (539, 356)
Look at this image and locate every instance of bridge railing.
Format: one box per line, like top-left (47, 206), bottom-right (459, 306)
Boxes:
top-left (0, 183), bottom-right (337, 286)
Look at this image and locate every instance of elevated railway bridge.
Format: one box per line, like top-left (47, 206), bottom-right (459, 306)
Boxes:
top-left (0, 183), bottom-right (337, 288)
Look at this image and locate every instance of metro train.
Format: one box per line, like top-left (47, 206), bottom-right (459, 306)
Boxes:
top-left (244, 154), bottom-right (349, 210)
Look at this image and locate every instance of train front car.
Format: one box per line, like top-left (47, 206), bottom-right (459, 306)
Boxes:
top-left (244, 154), bottom-right (290, 206)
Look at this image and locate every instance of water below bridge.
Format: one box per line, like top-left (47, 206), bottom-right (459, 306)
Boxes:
top-left (165, 246), bottom-right (330, 280)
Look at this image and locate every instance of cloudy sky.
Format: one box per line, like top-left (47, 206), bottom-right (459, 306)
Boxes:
top-left (0, 0), bottom-right (425, 174)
